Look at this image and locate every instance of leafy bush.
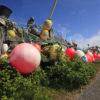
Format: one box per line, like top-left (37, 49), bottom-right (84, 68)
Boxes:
top-left (0, 53), bottom-right (96, 99)
top-left (44, 55), bottom-right (96, 90)
top-left (0, 58), bottom-right (49, 100)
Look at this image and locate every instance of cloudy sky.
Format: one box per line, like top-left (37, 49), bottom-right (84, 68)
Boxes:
top-left (0, 0), bottom-right (100, 48)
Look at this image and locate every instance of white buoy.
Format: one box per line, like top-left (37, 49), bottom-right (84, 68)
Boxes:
top-left (2, 44), bottom-right (9, 53)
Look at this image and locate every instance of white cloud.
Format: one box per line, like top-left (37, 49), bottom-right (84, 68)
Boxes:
top-left (55, 25), bottom-right (100, 49)
top-left (71, 30), bottom-right (100, 49)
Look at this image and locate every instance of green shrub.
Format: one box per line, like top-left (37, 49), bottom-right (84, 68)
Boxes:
top-left (44, 56), bottom-right (96, 90)
top-left (0, 58), bottom-right (49, 100)
top-left (0, 54), bottom-right (97, 99)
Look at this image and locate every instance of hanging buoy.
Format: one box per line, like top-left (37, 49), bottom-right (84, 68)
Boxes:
top-left (2, 44), bottom-right (9, 53)
top-left (7, 30), bottom-right (16, 38)
top-left (0, 44), bottom-right (9, 61)
top-left (0, 53), bottom-right (8, 60)
top-left (43, 19), bottom-right (53, 30)
top-left (40, 30), bottom-right (49, 40)
top-left (48, 44), bottom-right (60, 61)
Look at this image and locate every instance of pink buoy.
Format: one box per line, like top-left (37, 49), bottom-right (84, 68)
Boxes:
top-left (9, 43), bottom-right (41, 74)
top-left (65, 48), bottom-right (75, 60)
top-left (98, 54), bottom-right (100, 60)
top-left (33, 43), bottom-right (41, 52)
top-left (85, 54), bottom-right (93, 63)
top-left (93, 53), bottom-right (100, 61)
top-left (87, 52), bottom-right (95, 62)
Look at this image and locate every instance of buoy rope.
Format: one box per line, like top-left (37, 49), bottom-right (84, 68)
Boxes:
top-left (49, 0), bottom-right (58, 19)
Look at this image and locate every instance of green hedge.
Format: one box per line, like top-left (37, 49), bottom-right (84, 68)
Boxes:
top-left (0, 55), bottom-right (96, 99)
top-left (0, 59), bottom-right (49, 100)
top-left (44, 56), bottom-right (96, 90)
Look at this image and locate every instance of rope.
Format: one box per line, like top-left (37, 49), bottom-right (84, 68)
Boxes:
top-left (49, 0), bottom-right (58, 19)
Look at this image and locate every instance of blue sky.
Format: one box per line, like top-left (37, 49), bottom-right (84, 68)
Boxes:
top-left (0, 0), bottom-right (100, 48)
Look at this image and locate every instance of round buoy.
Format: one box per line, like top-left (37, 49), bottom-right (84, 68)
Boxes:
top-left (76, 50), bottom-right (85, 57)
top-left (81, 55), bottom-right (88, 63)
top-left (43, 19), bottom-right (53, 30)
top-left (2, 44), bottom-right (9, 53)
top-left (9, 43), bottom-right (41, 74)
top-left (65, 48), bottom-right (75, 60)
top-left (33, 43), bottom-right (41, 52)
top-left (7, 30), bottom-right (16, 38)
top-left (76, 50), bottom-right (87, 62)
top-left (87, 52), bottom-right (94, 62)
top-left (0, 53), bottom-right (8, 60)
top-left (85, 54), bottom-right (93, 63)
top-left (40, 30), bottom-right (49, 40)
top-left (93, 53), bottom-right (100, 62)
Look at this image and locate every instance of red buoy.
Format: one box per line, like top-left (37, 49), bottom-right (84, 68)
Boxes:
top-left (65, 48), bottom-right (75, 60)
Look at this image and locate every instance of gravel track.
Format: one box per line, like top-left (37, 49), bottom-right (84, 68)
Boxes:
top-left (79, 71), bottom-right (100, 100)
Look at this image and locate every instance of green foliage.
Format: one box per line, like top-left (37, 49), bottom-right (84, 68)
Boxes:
top-left (0, 59), bottom-right (49, 100)
top-left (44, 55), bottom-right (96, 90)
top-left (0, 54), bottom-right (97, 99)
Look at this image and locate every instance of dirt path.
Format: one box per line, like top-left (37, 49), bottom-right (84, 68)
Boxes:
top-left (78, 71), bottom-right (100, 100)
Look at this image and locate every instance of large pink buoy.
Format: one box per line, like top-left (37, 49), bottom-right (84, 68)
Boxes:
top-left (33, 43), bottom-right (41, 52)
top-left (65, 48), bottom-right (75, 60)
top-left (9, 43), bottom-right (41, 74)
